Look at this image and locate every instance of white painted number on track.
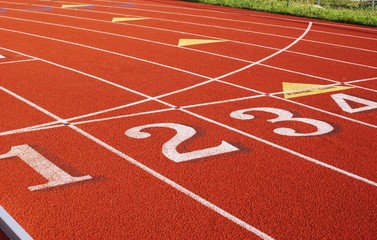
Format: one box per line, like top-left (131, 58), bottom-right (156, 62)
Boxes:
top-left (0, 145), bottom-right (92, 191)
top-left (125, 123), bottom-right (240, 162)
top-left (230, 107), bottom-right (334, 137)
top-left (331, 93), bottom-right (377, 113)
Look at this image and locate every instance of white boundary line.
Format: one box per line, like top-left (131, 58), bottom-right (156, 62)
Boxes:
top-left (0, 85), bottom-right (274, 240)
top-left (0, 58), bottom-right (37, 65)
top-left (0, 206), bottom-right (33, 240)
top-left (346, 77), bottom-right (377, 84)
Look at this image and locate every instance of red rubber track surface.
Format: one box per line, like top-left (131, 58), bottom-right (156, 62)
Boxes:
top-left (0, 0), bottom-right (376, 239)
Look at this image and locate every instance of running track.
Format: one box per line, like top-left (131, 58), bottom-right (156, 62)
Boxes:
top-left (0, 0), bottom-right (376, 239)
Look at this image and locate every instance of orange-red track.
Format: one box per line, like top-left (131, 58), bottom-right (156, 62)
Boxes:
top-left (0, 0), bottom-right (376, 239)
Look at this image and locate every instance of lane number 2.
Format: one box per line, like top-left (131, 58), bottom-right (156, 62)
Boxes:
top-left (0, 145), bottom-right (92, 191)
top-left (230, 107), bottom-right (334, 137)
top-left (125, 123), bottom-right (239, 163)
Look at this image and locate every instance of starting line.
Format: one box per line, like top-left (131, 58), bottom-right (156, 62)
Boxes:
top-left (0, 206), bottom-right (33, 240)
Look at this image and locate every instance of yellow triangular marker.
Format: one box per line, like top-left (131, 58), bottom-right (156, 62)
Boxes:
top-left (112, 17), bottom-right (149, 22)
top-left (178, 39), bottom-right (226, 47)
top-left (62, 4), bottom-right (94, 8)
top-left (283, 82), bottom-right (353, 99)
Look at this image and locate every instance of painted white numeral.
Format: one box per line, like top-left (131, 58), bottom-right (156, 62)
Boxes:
top-left (125, 123), bottom-right (239, 163)
top-left (230, 107), bottom-right (334, 137)
top-left (331, 93), bottom-right (377, 113)
top-left (0, 145), bottom-right (92, 191)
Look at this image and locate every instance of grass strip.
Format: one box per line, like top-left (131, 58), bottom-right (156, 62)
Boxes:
top-left (185, 0), bottom-right (377, 26)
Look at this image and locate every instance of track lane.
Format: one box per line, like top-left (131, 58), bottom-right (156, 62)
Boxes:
top-left (0, 29), bottom-right (210, 96)
top-left (0, 17), bottom-right (247, 78)
top-left (0, 60), bottom-right (146, 118)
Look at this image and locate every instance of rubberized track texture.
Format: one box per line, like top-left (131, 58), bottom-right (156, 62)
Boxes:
top-left (0, 0), bottom-right (376, 239)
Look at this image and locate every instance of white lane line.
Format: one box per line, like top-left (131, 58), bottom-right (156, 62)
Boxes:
top-left (0, 85), bottom-right (274, 240)
top-left (0, 54), bottom-right (5, 59)
top-left (0, 206), bottom-right (33, 240)
top-left (0, 58), bottom-right (37, 65)
top-left (72, 107), bottom-right (175, 125)
top-left (345, 83), bottom-right (377, 93)
top-left (346, 77), bottom-right (377, 84)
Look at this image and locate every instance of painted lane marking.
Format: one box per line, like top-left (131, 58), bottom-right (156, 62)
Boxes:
top-left (178, 39), bottom-right (227, 47)
top-left (0, 59), bottom-right (37, 65)
top-left (0, 54), bottom-right (5, 59)
top-left (0, 145), bottom-right (92, 191)
top-left (27, 7), bottom-right (53, 11)
top-left (282, 82), bottom-right (354, 99)
top-left (112, 17), bottom-right (149, 22)
top-left (61, 4), bottom-right (96, 9)
top-left (0, 206), bottom-right (33, 240)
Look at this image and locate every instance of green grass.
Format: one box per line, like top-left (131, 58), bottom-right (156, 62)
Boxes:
top-left (185, 0), bottom-right (377, 26)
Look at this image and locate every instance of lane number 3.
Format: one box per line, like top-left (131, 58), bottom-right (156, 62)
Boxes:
top-left (230, 107), bottom-right (334, 137)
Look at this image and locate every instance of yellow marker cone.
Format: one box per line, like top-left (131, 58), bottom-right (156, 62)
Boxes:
top-left (112, 17), bottom-right (149, 22)
top-left (283, 82), bottom-right (353, 99)
top-left (178, 39), bottom-right (226, 47)
top-left (62, 4), bottom-right (95, 8)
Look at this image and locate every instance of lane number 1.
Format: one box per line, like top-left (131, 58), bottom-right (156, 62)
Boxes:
top-left (0, 145), bottom-right (92, 191)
